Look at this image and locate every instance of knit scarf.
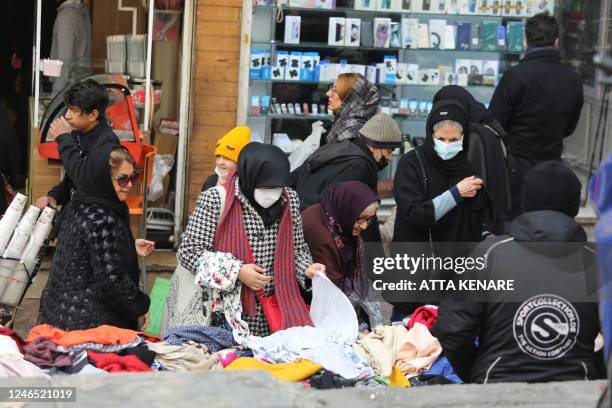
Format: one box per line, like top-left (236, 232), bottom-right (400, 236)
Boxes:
top-left (213, 174), bottom-right (312, 330)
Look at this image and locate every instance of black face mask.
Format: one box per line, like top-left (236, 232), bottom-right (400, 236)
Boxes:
top-left (376, 154), bottom-right (389, 171)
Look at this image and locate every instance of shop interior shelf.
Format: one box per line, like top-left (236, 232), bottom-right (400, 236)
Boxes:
top-left (249, 78), bottom-right (496, 89)
top-left (253, 4), bottom-right (521, 19)
top-left (251, 40), bottom-right (522, 54)
top-left (248, 113), bottom-right (427, 120)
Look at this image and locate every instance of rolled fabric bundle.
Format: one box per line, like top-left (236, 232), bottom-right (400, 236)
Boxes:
top-left (20, 207), bottom-right (56, 272)
top-left (0, 193), bottom-right (27, 254)
top-left (3, 206), bottom-right (41, 259)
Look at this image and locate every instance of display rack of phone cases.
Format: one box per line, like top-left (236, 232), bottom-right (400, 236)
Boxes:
top-left (245, 0), bottom-right (539, 178)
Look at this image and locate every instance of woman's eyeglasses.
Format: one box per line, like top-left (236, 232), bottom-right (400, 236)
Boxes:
top-left (356, 216), bottom-right (374, 226)
top-left (112, 173), bottom-right (139, 188)
top-left (328, 84), bottom-right (338, 95)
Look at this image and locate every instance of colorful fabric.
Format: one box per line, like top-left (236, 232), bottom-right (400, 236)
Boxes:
top-left (163, 325), bottom-right (237, 352)
top-left (23, 337), bottom-right (73, 367)
top-left (0, 356), bottom-right (50, 378)
top-left (421, 356), bottom-right (463, 384)
top-left (244, 325), bottom-right (373, 380)
top-left (395, 323), bottom-right (442, 379)
top-left (87, 351), bottom-right (151, 373)
top-left (389, 366), bottom-right (410, 387)
top-left (0, 328), bottom-right (25, 353)
top-left (353, 325), bottom-right (411, 377)
top-left (213, 172), bottom-right (311, 330)
top-left (27, 325), bottom-right (141, 348)
top-left (225, 358), bottom-right (322, 382)
top-left (407, 306), bottom-right (439, 330)
top-left (146, 341), bottom-right (219, 372)
top-left (55, 337), bottom-right (142, 354)
top-left (0, 335), bottom-right (23, 358)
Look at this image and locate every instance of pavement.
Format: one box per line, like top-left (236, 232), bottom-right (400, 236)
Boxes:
top-left (0, 371), bottom-right (605, 408)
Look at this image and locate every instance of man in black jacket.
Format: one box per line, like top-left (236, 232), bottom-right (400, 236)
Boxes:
top-left (490, 13), bottom-right (583, 218)
top-left (35, 79), bottom-right (121, 209)
top-left (291, 112), bottom-right (401, 210)
top-left (434, 162), bottom-right (600, 383)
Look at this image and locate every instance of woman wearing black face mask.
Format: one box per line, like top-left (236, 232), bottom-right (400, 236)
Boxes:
top-left (292, 112), bottom-right (402, 210)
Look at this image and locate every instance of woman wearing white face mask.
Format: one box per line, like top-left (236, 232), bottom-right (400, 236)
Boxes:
top-left (179, 142), bottom-right (325, 337)
top-left (390, 100), bottom-right (493, 321)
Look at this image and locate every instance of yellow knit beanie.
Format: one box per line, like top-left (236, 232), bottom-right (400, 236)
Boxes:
top-left (213, 126), bottom-right (250, 163)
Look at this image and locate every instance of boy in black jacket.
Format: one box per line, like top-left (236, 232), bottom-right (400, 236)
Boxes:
top-left (35, 79), bottom-right (120, 209)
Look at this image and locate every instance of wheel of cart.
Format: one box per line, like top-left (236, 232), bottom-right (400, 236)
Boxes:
top-left (37, 74), bottom-right (157, 294)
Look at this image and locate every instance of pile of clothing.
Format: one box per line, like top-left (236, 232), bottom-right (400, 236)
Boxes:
top-left (1, 278), bottom-right (461, 388)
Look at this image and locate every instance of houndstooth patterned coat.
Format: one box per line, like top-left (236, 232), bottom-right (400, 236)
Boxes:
top-left (177, 178), bottom-right (312, 337)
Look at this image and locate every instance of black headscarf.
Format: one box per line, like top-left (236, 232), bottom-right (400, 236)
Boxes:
top-left (55, 144), bottom-right (139, 283)
top-left (423, 100), bottom-right (474, 180)
top-left (433, 85), bottom-right (494, 124)
top-left (237, 142), bottom-right (291, 227)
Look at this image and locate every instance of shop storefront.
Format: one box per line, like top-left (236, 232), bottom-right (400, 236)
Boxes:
top-left (26, 0), bottom-right (612, 249)
top-left (28, 0), bottom-right (198, 248)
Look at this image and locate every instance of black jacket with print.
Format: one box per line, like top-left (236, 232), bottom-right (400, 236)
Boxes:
top-left (434, 211), bottom-right (600, 383)
top-left (39, 202), bottom-right (150, 331)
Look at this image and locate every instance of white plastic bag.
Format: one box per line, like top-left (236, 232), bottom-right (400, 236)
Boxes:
top-left (149, 154), bottom-right (175, 202)
top-left (310, 273), bottom-right (358, 341)
top-left (288, 121), bottom-right (325, 172)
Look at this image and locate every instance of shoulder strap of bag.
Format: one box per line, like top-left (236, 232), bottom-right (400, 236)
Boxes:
top-left (414, 148), bottom-right (428, 191)
top-left (413, 148), bottom-right (435, 255)
top-left (213, 185), bottom-right (227, 226)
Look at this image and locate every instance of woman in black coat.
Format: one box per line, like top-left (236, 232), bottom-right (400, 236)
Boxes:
top-left (391, 100), bottom-right (492, 321)
top-left (38, 146), bottom-right (150, 331)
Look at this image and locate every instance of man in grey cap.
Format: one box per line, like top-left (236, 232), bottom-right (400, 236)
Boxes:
top-left (291, 112), bottom-right (401, 210)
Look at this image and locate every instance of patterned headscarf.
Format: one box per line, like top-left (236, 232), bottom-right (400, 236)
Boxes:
top-left (326, 74), bottom-right (380, 144)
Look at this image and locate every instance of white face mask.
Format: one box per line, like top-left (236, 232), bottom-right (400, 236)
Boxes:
top-left (254, 188), bottom-right (282, 208)
top-left (214, 166), bottom-right (226, 178)
top-left (434, 138), bottom-right (463, 160)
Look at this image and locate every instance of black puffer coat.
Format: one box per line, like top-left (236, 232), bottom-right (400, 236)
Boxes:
top-left (39, 202), bottom-right (150, 331)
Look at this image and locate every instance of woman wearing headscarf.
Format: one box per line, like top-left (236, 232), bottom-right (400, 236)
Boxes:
top-left (38, 146), bottom-right (151, 331)
top-left (433, 85), bottom-right (511, 228)
top-left (391, 100), bottom-right (493, 320)
top-left (178, 143), bottom-right (324, 337)
top-left (325, 73), bottom-right (380, 144)
top-left (302, 181), bottom-right (382, 328)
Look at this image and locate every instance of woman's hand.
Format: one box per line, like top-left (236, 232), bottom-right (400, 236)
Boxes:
top-left (141, 312), bottom-right (150, 331)
top-left (305, 263), bottom-right (326, 279)
top-left (135, 239), bottom-right (155, 257)
top-left (456, 176), bottom-right (483, 198)
top-left (238, 264), bottom-right (272, 291)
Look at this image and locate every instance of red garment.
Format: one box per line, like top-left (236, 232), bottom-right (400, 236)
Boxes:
top-left (0, 328), bottom-right (25, 353)
top-left (213, 172), bottom-right (312, 330)
top-left (87, 351), bottom-right (151, 373)
top-left (407, 306), bottom-right (439, 330)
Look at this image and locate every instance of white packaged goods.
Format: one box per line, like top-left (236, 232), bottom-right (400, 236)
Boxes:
top-left (3, 206), bottom-right (41, 259)
top-left (0, 259), bottom-right (30, 307)
top-left (0, 193), bottom-right (28, 254)
top-left (20, 207), bottom-right (56, 272)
